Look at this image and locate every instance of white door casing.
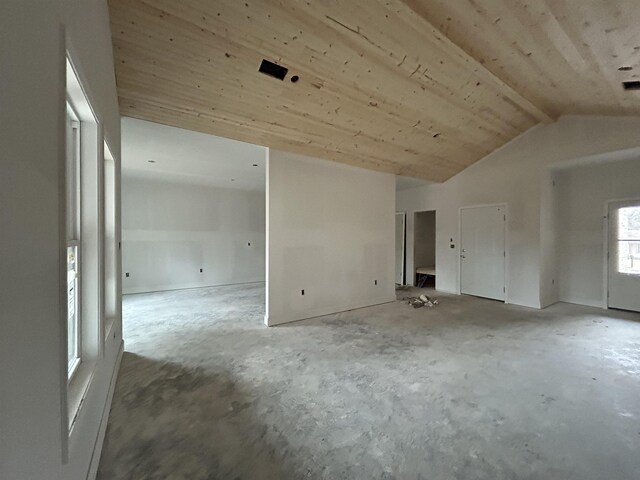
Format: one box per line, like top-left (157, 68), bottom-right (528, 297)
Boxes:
top-left (395, 212), bottom-right (406, 285)
top-left (460, 205), bottom-right (506, 301)
top-left (608, 200), bottom-right (640, 312)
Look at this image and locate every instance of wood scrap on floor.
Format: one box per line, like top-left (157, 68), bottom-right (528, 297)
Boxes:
top-left (404, 294), bottom-right (439, 308)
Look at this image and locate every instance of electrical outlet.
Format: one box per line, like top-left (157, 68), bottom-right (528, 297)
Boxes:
top-left (374, 279), bottom-right (377, 285)
top-left (248, 242), bottom-right (251, 246)
top-left (199, 268), bottom-right (203, 273)
top-left (301, 289), bottom-right (305, 296)
top-left (125, 272), bottom-right (130, 278)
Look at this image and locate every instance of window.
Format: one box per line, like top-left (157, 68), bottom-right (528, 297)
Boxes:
top-left (617, 206), bottom-right (640, 275)
top-left (104, 141), bottom-right (118, 336)
top-left (65, 54), bottom-right (103, 431)
top-left (66, 103), bottom-right (81, 378)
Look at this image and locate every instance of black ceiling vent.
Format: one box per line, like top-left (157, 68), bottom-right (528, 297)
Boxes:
top-left (259, 59), bottom-right (288, 80)
top-left (622, 80), bottom-right (640, 91)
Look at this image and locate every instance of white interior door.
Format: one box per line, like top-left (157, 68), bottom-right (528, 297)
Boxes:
top-left (608, 200), bottom-right (640, 312)
top-left (395, 213), bottom-right (405, 285)
top-left (460, 205), bottom-right (505, 301)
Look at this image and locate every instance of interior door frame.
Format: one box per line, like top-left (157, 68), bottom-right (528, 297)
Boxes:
top-left (396, 211), bottom-right (406, 286)
top-left (458, 203), bottom-right (508, 303)
top-left (602, 197), bottom-right (640, 310)
top-left (413, 209), bottom-right (436, 286)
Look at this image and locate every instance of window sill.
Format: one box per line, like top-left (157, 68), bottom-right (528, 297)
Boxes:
top-left (67, 360), bottom-right (96, 434)
top-left (104, 316), bottom-right (117, 345)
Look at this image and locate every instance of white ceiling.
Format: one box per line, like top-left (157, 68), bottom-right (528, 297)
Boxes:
top-left (122, 117), bottom-right (435, 192)
top-left (121, 117), bottom-right (266, 190)
top-left (395, 175), bottom-right (432, 192)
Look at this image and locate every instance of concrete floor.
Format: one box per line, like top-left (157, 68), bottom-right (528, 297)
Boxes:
top-left (97, 283), bottom-right (640, 480)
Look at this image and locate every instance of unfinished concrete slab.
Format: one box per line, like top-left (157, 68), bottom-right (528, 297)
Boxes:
top-left (97, 284), bottom-right (640, 480)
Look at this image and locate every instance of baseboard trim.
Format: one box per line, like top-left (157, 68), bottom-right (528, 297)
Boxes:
top-left (85, 340), bottom-right (124, 480)
top-left (266, 297), bottom-right (397, 327)
top-left (123, 280), bottom-right (265, 296)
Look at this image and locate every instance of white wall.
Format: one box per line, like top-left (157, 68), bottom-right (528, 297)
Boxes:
top-left (122, 175), bottom-right (265, 294)
top-left (556, 157), bottom-right (640, 307)
top-left (0, 2), bottom-right (122, 480)
top-left (266, 149), bottom-right (396, 326)
top-left (397, 116), bottom-right (640, 308)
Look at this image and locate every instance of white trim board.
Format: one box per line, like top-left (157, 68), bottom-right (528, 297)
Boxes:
top-left (602, 196), bottom-right (640, 311)
top-left (85, 341), bottom-right (124, 480)
top-left (265, 298), bottom-right (397, 327)
top-left (123, 280), bottom-right (266, 296)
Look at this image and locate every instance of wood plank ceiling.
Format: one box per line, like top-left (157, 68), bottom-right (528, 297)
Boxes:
top-left (109, 1), bottom-right (640, 182)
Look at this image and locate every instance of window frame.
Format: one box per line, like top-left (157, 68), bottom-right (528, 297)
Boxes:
top-left (65, 53), bottom-right (105, 437)
top-left (66, 100), bottom-right (82, 381)
top-left (615, 206), bottom-right (640, 276)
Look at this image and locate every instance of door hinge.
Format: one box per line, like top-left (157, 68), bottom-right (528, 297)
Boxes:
top-left (503, 287), bottom-right (506, 292)
top-left (504, 251), bottom-right (506, 257)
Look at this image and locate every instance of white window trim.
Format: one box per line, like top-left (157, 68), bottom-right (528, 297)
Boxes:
top-left (65, 54), bottom-right (103, 436)
top-left (66, 103), bottom-right (82, 381)
top-left (67, 240), bottom-right (82, 381)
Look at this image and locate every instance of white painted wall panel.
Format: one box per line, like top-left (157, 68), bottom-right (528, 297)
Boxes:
top-left (122, 176), bottom-right (265, 294)
top-left (0, 1), bottom-right (122, 480)
top-left (556, 158), bottom-right (640, 308)
top-left (397, 116), bottom-right (640, 309)
top-left (266, 150), bottom-right (396, 326)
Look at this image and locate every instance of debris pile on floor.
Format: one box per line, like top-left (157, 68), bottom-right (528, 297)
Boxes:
top-left (405, 294), bottom-right (439, 308)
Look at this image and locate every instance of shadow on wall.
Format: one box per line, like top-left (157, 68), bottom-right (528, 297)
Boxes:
top-left (96, 353), bottom-right (296, 480)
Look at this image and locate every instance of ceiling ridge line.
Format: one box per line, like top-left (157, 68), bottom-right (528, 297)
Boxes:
top-left (397, 0), bottom-right (555, 124)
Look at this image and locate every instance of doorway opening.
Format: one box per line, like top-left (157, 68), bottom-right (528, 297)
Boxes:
top-left (607, 200), bottom-right (640, 312)
top-left (414, 210), bottom-right (436, 288)
top-left (395, 212), bottom-right (406, 285)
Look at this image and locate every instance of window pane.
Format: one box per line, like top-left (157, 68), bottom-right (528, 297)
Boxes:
top-left (66, 106), bottom-right (80, 240)
top-left (618, 240), bottom-right (640, 275)
top-left (67, 245), bottom-right (79, 373)
top-left (618, 206), bottom-right (640, 240)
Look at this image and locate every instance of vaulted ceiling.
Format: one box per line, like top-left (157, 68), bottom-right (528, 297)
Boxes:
top-left (109, 0), bottom-right (640, 182)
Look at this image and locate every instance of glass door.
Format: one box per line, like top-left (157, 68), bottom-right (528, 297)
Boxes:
top-left (608, 201), bottom-right (640, 312)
